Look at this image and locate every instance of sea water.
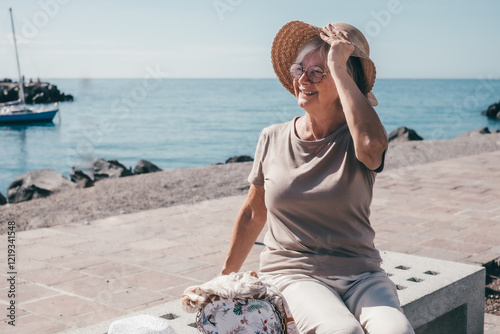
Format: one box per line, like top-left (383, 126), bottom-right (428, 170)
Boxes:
top-left (1, 78), bottom-right (499, 194)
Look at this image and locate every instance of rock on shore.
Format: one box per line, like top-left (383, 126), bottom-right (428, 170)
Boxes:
top-left (94, 158), bottom-right (133, 181)
top-left (134, 159), bottom-right (163, 175)
top-left (483, 101), bottom-right (500, 120)
top-left (7, 169), bottom-right (75, 204)
top-left (388, 126), bottom-right (424, 142)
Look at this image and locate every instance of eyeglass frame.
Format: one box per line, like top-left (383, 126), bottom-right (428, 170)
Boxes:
top-left (289, 63), bottom-right (328, 84)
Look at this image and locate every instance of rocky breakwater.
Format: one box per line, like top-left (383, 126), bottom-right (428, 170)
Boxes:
top-left (2, 158), bottom-right (160, 205)
top-left (388, 125), bottom-right (499, 143)
top-left (0, 78), bottom-right (73, 104)
top-left (0, 156), bottom-right (252, 205)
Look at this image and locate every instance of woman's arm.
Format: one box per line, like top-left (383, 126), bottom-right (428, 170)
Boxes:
top-left (321, 24), bottom-right (388, 170)
top-left (220, 184), bottom-right (267, 275)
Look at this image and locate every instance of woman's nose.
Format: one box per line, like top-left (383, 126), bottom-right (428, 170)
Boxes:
top-left (298, 71), bottom-right (310, 84)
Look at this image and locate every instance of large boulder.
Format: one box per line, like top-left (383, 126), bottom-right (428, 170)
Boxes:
top-left (134, 159), bottom-right (162, 175)
top-left (225, 155), bottom-right (254, 164)
top-left (7, 169), bottom-right (75, 203)
top-left (94, 158), bottom-right (132, 181)
top-left (70, 168), bottom-right (94, 188)
top-left (388, 126), bottom-right (424, 143)
top-left (482, 102), bottom-right (500, 120)
top-left (0, 192), bottom-right (6, 205)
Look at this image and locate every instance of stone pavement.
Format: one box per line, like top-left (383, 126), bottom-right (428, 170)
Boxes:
top-left (1, 150), bottom-right (500, 334)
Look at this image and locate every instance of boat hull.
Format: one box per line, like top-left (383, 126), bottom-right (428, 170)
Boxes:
top-left (0, 108), bottom-right (58, 124)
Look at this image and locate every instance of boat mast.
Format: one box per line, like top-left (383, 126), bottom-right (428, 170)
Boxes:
top-left (9, 8), bottom-right (26, 105)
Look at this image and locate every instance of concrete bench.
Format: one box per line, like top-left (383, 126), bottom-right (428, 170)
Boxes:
top-left (380, 251), bottom-right (485, 334)
top-left (68, 251), bottom-right (485, 334)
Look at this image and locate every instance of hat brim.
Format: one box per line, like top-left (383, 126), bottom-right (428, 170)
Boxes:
top-left (271, 21), bottom-right (376, 96)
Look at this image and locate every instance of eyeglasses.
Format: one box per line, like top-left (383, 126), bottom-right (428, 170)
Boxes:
top-left (289, 63), bottom-right (327, 83)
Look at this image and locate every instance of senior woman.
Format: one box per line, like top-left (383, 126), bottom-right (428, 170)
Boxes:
top-left (221, 21), bottom-right (414, 334)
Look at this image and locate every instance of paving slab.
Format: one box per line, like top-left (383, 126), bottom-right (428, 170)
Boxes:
top-left (1, 150), bottom-right (500, 333)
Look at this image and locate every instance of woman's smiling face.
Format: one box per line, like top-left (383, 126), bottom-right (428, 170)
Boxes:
top-left (293, 51), bottom-right (339, 112)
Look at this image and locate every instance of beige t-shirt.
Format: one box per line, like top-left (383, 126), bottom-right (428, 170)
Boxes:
top-left (249, 117), bottom-right (383, 276)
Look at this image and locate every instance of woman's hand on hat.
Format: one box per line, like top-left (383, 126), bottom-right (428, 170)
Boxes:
top-left (320, 24), bottom-right (354, 71)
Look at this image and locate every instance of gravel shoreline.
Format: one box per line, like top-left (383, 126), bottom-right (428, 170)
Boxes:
top-left (1, 133), bottom-right (500, 235)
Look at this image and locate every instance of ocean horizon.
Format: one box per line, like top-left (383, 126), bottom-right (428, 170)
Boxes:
top-left (1, 78), bottom-right (499, 195)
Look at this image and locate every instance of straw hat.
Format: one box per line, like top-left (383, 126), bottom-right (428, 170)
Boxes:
top-left (271, 20), bottom-right (377, 103)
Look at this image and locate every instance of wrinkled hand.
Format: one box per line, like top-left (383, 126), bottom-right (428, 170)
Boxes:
top-left (320, 23), bottom-right (354, 70)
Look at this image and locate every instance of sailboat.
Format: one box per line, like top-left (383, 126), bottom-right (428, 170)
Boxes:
top-left (0, 8), bottom-right (59, 124)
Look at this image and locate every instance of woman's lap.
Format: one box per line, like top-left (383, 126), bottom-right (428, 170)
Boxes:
top-left (260, 272), bottom-right (414, 334)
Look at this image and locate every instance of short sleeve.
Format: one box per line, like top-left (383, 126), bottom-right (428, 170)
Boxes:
top-left (247, 128), bottom-right (270, 186)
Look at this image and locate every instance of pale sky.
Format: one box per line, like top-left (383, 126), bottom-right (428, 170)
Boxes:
top-left (1, 0), bottom-right (499, 79)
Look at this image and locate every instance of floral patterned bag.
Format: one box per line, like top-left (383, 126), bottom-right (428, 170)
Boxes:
top-left (196, 298), bottom-right (286, 334)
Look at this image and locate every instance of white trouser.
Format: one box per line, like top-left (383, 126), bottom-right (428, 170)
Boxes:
top-left (260, 271), bottom-right (415, 334)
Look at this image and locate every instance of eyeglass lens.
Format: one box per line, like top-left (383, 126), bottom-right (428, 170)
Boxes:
top-left (289, 64), bottom-right (324, 83)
